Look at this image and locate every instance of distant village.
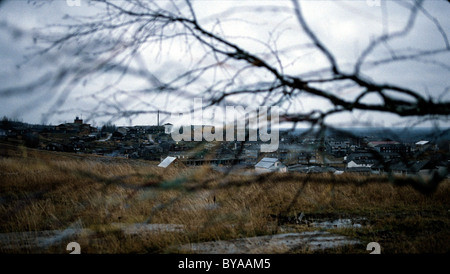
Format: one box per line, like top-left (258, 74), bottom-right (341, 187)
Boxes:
top-left (0, 116), bottom-right (449, 177)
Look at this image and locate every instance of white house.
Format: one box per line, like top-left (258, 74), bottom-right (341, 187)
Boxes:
top-left (163, 123), bottom-right (173, 134)
top-left (347, 160), bottom-right (373, 169)
top-left (414, 140), bottom-right (435, 152)
top-left (255, 157), bottom-right (287, 173)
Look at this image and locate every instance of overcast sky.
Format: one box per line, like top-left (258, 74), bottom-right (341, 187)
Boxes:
top-left (0, 0), bottom-right (449, 128)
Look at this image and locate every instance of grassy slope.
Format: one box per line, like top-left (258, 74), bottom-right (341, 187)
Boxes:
top-left (0, 143), bottom-right (449, 253)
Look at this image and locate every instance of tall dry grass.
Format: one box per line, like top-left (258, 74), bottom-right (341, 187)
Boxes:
top-left (0, 143), bottom-right (449, 253)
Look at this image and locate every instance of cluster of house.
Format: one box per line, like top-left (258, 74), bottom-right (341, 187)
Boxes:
top-left (1, 116), bottom-right (448, 176)
top-left (339, 140), bottom-right (447, 176)
top-left (157, 132), bottom-right (448, 177)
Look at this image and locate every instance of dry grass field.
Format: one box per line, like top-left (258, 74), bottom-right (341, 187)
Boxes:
top-left (0, 143), bottom-right (449, 254)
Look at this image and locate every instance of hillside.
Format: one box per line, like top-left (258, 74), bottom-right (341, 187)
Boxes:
top-left (0, 143), bottom-right (449, 253)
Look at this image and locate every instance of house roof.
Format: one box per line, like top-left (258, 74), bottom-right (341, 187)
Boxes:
top-left (255, 157), bottom-right (279, 169)
top-left (158, 156), bottom-right (177, 168)
top-left (415, 140), bottom-right (429, 145)
top-left (346, 152), bottom-right (378, 163)
top-left (307, 166), bottom-right (336, 173)
top-left (347, 152), bottom-right (375, 158)
top-left (368, 141), bottom-right (400, 147)
top-left (349, 159), bottom-right (378, 165)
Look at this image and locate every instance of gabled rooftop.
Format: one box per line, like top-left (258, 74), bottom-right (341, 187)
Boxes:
top-left (415, 140), bottom-right (429, 146)
top-left (158, 156), bottom-right (177, 168)
top-left (255, 157), bottom-right (280, 169)
top-left (368, 141), bottom-right (400, 147)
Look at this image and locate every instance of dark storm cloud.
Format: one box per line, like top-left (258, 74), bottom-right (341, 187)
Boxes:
top-left (0, 0), bottom-right (448, 127)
